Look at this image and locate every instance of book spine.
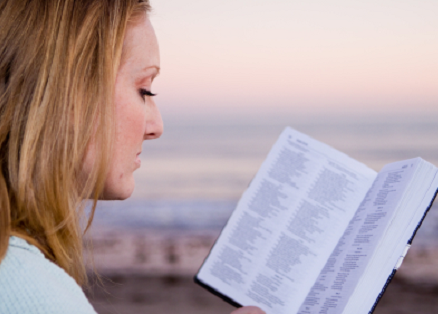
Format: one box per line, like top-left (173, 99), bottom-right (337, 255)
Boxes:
top-left (369, 269), bottom-right (397, 314)
top-left (407, 188), bottom-right (438, 245)
top-left (368, 188), bottom-right (438, 314)
top-left (194, 276), bottom-right (243, 308)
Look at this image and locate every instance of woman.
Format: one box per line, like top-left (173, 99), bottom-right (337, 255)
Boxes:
top-left (0, 0), bottom-right (262, 313)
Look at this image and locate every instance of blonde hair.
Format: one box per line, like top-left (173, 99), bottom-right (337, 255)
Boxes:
top-left (0, 0), bottom-right (150, 285)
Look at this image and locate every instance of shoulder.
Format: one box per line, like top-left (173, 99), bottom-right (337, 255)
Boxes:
top-left (0, 236), bottom-right (96, 314)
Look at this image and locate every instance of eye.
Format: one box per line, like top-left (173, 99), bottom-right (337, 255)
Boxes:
top-left (139, 88), bottom-right (156, 101)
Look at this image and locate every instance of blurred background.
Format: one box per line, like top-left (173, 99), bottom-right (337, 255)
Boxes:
top-left (85, 0), bottom-right (438, 313)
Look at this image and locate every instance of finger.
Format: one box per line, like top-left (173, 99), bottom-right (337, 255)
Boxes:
top-left (231, 306), bottom-right (266, 314)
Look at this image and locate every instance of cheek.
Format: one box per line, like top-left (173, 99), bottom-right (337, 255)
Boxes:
top-left (104, 101), bottom-right (145, 199)
top-left (115, 104), bottom-right (146, 146)
top-left (113, 75), bottom-right (146, 150)
top-left (113, 97), bottom-right (147, 169)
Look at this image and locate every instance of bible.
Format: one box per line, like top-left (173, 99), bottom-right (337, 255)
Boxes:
top-left (195, 127), bottom-right (438, 314)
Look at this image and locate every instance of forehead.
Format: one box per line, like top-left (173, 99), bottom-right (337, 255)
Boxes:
top-left (120, 15), bottom-right (160, 71)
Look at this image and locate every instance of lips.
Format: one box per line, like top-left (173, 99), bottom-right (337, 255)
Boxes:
top-left (135, 152), bottom-right (142, 168)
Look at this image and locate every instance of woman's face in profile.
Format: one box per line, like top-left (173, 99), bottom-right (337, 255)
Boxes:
top-left (84, 15), bottom-right (163, 200)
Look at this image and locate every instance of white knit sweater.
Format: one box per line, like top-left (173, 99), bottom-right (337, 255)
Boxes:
top-left (0, 236), bottom-right (95, 313)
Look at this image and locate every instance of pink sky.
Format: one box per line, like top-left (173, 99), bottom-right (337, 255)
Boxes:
top-left (149, 0), bottom-right (438, 115)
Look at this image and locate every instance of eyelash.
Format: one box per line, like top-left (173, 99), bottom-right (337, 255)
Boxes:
top-left (139, 88), bottom-right (156, 101)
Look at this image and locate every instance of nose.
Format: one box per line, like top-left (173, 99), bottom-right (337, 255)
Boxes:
top-left (144, 98), bottom-right (163, 140)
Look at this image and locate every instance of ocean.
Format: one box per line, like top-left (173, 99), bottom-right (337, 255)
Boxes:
top-left (90, 109), bottom-right (438, 246)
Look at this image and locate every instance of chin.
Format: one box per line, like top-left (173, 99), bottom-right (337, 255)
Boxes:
top-left (101, 182), bottom-right (135, 200)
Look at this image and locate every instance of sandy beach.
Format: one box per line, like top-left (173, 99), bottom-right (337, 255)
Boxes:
top-left (85, 273), bottom-right (438, 314)
top-left (84, 227), bottom-right (438, 313)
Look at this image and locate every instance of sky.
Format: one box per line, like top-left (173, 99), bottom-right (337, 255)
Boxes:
top-left (148, 0), bottom-right (438, 116)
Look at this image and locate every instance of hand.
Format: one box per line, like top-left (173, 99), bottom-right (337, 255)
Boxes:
top-left (231, 306), bottom-right (266, 314)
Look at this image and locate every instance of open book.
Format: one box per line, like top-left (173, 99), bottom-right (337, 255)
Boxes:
top-left (195, 127), bottom-right (438, 314)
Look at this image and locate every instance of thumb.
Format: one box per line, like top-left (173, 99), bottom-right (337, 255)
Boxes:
top-left (231, 306), bottom-right (266, 314)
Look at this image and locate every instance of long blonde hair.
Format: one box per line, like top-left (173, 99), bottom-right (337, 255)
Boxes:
top-left (0, 0), bottom-right (150, 285)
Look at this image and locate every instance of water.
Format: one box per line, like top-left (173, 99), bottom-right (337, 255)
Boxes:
top-left (92, 199), bottom-right (236, 230)
top-left (91, 200), bottom-right (438, 244)
top-left (90, 110), bottom-right (438, 245)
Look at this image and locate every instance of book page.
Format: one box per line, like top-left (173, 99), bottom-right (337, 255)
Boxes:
top-left (196, 127), bottom-right (376, 313)
top-left (298, 159), bottom-right (419, 314)
top-left (344, 159), bottom-right (438, 313)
